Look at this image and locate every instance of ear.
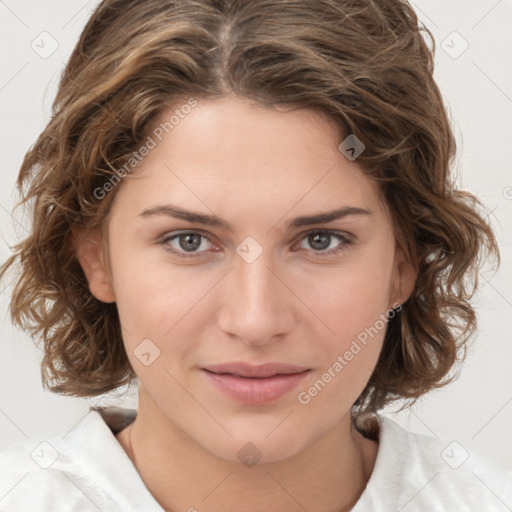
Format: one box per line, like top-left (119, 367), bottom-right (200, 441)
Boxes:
top-left (389, 243), bottom-right (416, 309)
top-left (73, 228), bottom-right (116, 303)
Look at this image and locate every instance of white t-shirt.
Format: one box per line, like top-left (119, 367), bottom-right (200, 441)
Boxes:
top-left (0, 406), bottom-right (510, 511)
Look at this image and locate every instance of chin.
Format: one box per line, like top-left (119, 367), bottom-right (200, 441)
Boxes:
top-left (195, 423), bottom-right (313, 466)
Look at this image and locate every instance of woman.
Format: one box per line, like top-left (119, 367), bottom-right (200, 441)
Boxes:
top-left (1, 0), bottom-right (510, 510)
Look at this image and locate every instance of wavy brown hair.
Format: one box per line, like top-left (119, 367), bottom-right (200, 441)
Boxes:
top-left (0, 0), bottom-right (499, 416)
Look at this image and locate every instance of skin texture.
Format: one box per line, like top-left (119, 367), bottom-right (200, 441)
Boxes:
top-left (75, 96), bottom-right (415, 511)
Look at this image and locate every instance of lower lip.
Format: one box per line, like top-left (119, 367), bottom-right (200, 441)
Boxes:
top-left (202, 370), bottom-right (310, 404)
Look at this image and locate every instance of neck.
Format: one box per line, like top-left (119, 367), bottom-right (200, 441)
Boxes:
top-left (117, 399), bottom-right (378, 512)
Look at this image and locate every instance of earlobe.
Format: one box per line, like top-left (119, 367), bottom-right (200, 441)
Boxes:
top-left (73, 229), bottom-right (116, 303)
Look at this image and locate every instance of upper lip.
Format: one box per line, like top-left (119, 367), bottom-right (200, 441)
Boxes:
top-left (202, 362), bottom-right (310, 378)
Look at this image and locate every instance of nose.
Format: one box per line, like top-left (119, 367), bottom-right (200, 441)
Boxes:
top-left (216, 245), bottom-right (296, 347)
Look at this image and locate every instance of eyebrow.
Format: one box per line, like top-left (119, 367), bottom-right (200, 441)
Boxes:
top-left (139, 204), bottom-right (372, 231)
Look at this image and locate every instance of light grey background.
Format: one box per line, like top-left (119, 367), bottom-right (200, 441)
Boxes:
top-left (1, 0), bottom-right (511, 470)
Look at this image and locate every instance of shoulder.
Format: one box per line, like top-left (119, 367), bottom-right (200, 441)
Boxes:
top-left (0, 407), bottom-right (160, 512)
top-left (0, 433), bottom-right (107, 511)
top-left (353, 414), bottom-right (512, 511)
top-left (0, 440), bottom-right (97, 512)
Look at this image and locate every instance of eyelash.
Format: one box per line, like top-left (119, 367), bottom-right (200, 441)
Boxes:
top-left (158, 230), bottom-right (353, 260)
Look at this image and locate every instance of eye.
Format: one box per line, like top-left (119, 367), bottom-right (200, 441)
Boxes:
top-left (159, 229), bottom-right (353, 259)
top-left (160, 231), bottom-right (216, 258)
top-left (295, 230), bottom-right (353, 258)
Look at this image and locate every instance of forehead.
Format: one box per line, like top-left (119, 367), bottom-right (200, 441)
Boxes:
top-left (110, 96), bottom-right (387, 224)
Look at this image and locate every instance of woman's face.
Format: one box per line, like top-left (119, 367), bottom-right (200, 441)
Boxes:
top-left (81, 96), bottom-right (413, 463)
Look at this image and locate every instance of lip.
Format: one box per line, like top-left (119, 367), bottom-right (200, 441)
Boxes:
top-left (203, 362), bottom-right (310, 378)
top-left (201, 362), bottom-right (310, 404)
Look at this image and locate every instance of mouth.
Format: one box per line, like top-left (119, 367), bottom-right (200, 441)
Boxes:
top-left (201, 362), bottom-right (311, 404)
top-left (202, 362), bottom-right (310, 378)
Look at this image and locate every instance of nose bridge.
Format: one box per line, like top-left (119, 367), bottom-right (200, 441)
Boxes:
top-left (235, 251), bottom-right (275, 307)
top-left (218, 239), bottom-right (292, 344)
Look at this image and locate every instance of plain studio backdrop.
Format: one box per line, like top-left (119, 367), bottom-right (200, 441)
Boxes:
top-left (1, 0), bottom-right (511, 471)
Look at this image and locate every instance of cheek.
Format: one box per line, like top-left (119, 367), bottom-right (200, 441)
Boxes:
top-left (109, 231), bottom-right (194, 320)
top-left (302, 254), bottom-right (394, 337)
top-left (297, 250), bottom-right (394, 390)
top-left (113, 273), bottom-right (201, 344)
top-left (108, 242), bottom-right (216, 374)
top-left (296, 275), bottom-right (390, 413)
